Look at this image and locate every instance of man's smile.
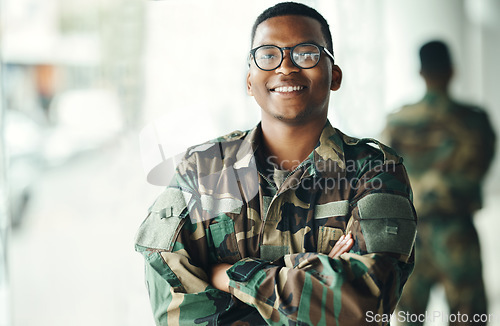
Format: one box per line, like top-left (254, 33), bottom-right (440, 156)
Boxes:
top-left (270, 85), bottom-right (306, 93)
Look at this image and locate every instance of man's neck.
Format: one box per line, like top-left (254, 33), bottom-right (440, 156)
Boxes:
top-left (261, 117), bottom-right (326, 171)
top-left (424, 77), bottom-right (450, 95)
top-left (426, 85), bottom-right (449, 95)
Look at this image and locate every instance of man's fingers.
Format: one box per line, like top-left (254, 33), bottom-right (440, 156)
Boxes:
top-left (342, 238), bottom-right (354, 252)
top-left (328, 235), bottom-right (345, 258)
top-left (328, 233), bottom-right (353, 258)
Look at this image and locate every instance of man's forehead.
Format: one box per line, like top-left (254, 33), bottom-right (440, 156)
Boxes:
top-left (253, 15), bottom-right (325, 47)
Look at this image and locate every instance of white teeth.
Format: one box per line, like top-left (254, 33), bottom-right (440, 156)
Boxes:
top-left (274, 86), bottom-right (304, 93)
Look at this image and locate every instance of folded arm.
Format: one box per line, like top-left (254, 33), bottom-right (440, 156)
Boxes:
top-left (222, 251), bottom-right (413, 325)
top-left (212, 161), bottom-right (417, 326)
top-left (210, 233), bottom-right (355, 294)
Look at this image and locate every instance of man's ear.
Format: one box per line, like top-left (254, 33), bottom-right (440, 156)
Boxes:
top-left (246, 71), bottom-right (253, 96)
top-left (330, 65), bottom-right (342, 91)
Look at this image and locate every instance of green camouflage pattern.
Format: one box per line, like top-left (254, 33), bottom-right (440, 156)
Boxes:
top-left (136, 120), bottom-right (417, 325)
top-left (382, 91), bottom-right (496, 218)
top-left (382, 92), bottom-right (495, 325)
top-left (397, 219), bottom-right (487, 325)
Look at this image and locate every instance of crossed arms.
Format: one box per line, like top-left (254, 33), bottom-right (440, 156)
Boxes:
top-left (210, 233), bottom-right (354, 293)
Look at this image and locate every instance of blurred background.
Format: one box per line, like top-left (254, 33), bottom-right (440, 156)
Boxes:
top-left (0, 0), bottom-right (499, 325)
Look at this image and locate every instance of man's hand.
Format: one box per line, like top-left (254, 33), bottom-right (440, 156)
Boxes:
top-left (328, 232), bottom-right (354, 259)
top-left (210, 233), bottom-right (353, 292)
top-left (210, 263), bottom-right (232, 293)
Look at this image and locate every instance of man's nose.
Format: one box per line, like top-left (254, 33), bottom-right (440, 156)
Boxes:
top-left (276, 50), bottom-right (300, 75)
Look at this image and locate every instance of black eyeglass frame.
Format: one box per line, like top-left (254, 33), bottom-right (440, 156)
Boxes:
top-left (248, 42), bottom-right (335, 71)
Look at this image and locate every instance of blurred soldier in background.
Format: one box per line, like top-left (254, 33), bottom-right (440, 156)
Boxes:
top-left (382, 40), bottom-right (496, 325)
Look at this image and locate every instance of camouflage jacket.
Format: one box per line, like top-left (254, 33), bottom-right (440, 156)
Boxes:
top-left (136, 121), bottom-right (417, 325)
top-left (382, 91), bottom-right (496, 218)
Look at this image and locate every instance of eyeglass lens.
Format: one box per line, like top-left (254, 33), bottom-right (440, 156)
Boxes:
top-left (254, 44), bottom-right (321, 70)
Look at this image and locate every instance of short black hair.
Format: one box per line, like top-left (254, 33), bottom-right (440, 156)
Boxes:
top-left (419, 40), bottom-right (452, 73)
top-left (251, 2), bottom-right (334, 54)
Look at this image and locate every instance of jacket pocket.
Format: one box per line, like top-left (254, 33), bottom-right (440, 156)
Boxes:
top-left (317, 226), bottom-right (344, 254)
top-left (209, 217), bottom-right (242, 264)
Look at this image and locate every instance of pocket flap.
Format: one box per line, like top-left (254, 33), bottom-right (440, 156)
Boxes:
top-left (136, 188), bottom-right (190, 251)
top-left (150, 187), bottom-right (191, 218)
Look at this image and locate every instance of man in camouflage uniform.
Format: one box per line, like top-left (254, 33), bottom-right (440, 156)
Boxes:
top-left (136, 2), bottom-right (417, 325)
top-left (382, 40), bottom-right (496, 325)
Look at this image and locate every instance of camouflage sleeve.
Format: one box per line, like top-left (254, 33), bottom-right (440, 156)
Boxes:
top-left (435, 110), bottom-right (496, 213)
top-left (135, 246), bottom-right (233, 325)
top-left (441, 108), bottom-right (497, 183)
top-left (473, 110), bottom-right (496, 178)
top-left (135, 185), bottom-right (235, 325)
top-left (226, 161), bottom-right (416, 326)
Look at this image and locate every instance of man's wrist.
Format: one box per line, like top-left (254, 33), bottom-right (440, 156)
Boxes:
top-left (211, 263), bottom-right (232, 293)
top-left (226, 258), bottom-right (269, 282)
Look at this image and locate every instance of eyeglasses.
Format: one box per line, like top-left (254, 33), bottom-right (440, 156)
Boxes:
top-left (249, 42), bottom-right (335, 71)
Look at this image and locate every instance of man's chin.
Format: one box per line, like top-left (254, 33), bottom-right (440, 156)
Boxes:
top-left (262, 104), bottom-right (327, 126)
top-left (273, 114), bottom-right (306, 124)
top-left (271, 108), bottom-right (312, 125)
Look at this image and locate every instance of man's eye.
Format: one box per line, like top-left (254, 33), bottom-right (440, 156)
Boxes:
top-left (258, 54), bottom-right (277, 61)
top-left (296, 52), bottom-right (318, 60)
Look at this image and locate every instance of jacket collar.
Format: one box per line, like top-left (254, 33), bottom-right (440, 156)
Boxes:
top-left (234, 120), bottom-right (347, 179)
top-left (312, 120), bottom-right (346, 175)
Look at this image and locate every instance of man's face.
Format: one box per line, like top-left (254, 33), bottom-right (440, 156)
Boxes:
top-left (247, 15), bottom-right (342, 125)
